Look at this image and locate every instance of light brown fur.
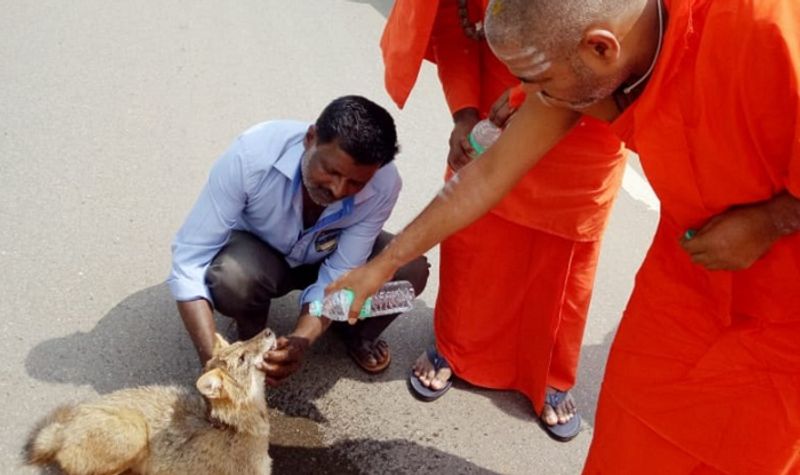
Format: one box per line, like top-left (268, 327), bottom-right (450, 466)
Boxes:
top-left (25, 329), bottom-right (277, 475)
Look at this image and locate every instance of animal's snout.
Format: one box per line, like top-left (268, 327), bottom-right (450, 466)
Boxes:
top-left (263, 328), bottom-right (277, 350)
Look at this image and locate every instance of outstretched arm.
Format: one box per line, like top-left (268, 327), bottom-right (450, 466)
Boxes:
top-left (327, 97), bottom-right (580, 321)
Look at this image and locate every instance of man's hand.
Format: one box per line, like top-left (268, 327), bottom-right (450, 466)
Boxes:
top-left (488, 88), bottom-right (519, 128)
top-left (681, 203), bottom-right (781, 271)
top-left (447, 108), bottom-right (480, 171)
top-left (259, 335), bottom-right (310, 386)
top-left (327, 253), bottom-right (398, 325)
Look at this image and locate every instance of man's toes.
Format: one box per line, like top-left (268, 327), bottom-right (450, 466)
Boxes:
top-left (375, 339), bottom-right (389, 353)
top-left (412, 351), bottom-right (430, 374)
top-left (556, 405), bottom-right (572, 424)
top-left (566, 398), bottom-right (577, 415)
top-left (430, 368), bottom-right (453, 391)
top-left (542, 405), bottom-right (558, 426)
top-left (419, 368), bottom-right (436, 386)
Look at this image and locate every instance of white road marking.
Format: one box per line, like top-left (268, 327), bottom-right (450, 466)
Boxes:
top-left (622, 160), bottom-right (659, 211)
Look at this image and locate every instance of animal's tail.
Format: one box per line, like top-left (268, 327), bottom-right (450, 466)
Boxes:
top-left (24, 404), bottom-right (74, 465)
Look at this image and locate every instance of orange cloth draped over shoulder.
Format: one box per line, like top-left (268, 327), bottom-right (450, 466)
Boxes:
top-left (584, 0), bottom-right (800, 473)
top-left (381, 0), bottom-right (627, 413)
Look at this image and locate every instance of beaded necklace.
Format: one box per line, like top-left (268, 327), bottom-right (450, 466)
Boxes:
top-left (457, 0), bottom-right (484, 41)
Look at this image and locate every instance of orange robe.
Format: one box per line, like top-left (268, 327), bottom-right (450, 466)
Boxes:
top-left (584, 0), bottom-right (800, 473)
top-left (382, 0), bottom-right (627, 413)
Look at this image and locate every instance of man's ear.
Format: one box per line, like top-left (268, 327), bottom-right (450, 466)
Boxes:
top-left (579, 29), bottom-right (622, 71)
top-left (196, 368), bottom-right (226, 399)
top-left (212, 333), bottom-right (230, 355)
top-left (304, 124), bottom-right (316, 148)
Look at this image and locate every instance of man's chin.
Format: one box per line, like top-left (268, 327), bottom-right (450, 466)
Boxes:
top-left (309, 192), bottom-right (334, 207)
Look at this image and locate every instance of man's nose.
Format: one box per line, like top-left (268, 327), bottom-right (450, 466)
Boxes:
top-left (329, 178), bottom-right (348, 199)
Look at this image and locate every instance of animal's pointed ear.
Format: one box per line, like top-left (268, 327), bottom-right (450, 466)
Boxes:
top-left (196, 368), bottom-right (226, 399)
top-left (212, 333), bottom-right (230, 354)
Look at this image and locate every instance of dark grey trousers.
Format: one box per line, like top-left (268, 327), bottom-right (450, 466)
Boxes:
top-left (205, 231), bottom-right (430, 342)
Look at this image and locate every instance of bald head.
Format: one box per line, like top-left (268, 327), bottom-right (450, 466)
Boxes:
top-left (485, 0), bottom-right (642, 61)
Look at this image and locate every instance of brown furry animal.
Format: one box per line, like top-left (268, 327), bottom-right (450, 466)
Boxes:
top-left (25, 329), bottom-right (276, 475)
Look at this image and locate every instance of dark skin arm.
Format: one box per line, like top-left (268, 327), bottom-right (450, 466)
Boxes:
top-left (682, 191), bottom-right (800, 270)
top-left (177, 299), bottom-right (217, 365)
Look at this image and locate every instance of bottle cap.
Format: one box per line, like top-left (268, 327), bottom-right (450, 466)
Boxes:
top-left (468, 132), bottom-right (487, 156)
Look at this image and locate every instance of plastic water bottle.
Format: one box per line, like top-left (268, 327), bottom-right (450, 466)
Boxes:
top-left (467, 119), bottom-right (502, 157)
top-left (309, 280), bottom-right (416, 321)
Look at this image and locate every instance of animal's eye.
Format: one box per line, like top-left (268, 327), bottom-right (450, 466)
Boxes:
top-left (239, 354), bottom-right (246, 364)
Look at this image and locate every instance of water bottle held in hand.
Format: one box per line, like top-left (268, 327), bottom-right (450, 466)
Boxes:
top-left (309, 280), bottom-right (416, 321)
top-left (467, 119), bottom-right (502, 157)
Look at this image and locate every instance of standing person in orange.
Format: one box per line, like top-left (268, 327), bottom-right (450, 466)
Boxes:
top-left (335, 0), bottom-right (800, 472)
top-left (381, 0), bottom-right (627, 440)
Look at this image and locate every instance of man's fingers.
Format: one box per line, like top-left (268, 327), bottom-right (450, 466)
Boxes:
top-left (459, 135), bottom-right (474, 156)
top-left (448, 153), bottom-right (471, 171)
top-left (489, 101), bottom-right (507, 122)
top-left (345, 293), bottom-right (368, 324)
top-left (488, 90), bottom-right (510, 119)
top-left (265, 347), bottom-right (292, 363)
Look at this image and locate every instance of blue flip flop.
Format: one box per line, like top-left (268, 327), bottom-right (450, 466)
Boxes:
top-left (541, 390), bottom-right (582, 442)
top-left (408, 346), bottom-right (453, 402)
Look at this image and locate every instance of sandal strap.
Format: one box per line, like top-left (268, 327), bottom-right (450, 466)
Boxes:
top-left (546, 389), bottom-right (569, 408)
top-left (426, 346), bottom-right (451, 371)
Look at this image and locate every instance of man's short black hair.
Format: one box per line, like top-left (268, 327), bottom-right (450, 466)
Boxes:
top-left (315, 95), bottom-right (399, 166)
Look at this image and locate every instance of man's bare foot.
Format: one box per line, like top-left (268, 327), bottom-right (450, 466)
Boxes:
top-left (542, 387), bottom-right (577, 426)
top-left (412, 349), bottom-right (452, 390)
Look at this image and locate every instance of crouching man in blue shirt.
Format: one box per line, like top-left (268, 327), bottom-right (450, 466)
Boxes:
top-left (168, 95), bottom-right (429, 384)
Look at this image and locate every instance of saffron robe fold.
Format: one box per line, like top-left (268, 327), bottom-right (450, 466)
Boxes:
top-left (382, 0), bottom-right (626, 412)
top-left (585, 0), bottom-right (800, 473)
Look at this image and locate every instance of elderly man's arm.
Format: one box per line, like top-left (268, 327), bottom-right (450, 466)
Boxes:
top-left (682, 191), bottom-right (800, 270)
top-left (327, 97), bottom-right (580, 322)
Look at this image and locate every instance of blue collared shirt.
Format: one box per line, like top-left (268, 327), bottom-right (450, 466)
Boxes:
top-left (167, 120), bottom-right (401, 306)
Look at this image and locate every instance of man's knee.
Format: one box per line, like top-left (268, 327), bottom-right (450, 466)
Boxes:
top-left (370, 230), bottom-right (430, 296)
top-left (206, 254), bottom-right (268, 316)
top-left (205, 237), bottom-right (289, 317)
top-left (395, 254), bottom-right (431, 297)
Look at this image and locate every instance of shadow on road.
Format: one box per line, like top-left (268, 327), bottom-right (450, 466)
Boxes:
top-left (23, 283), bottom-right (435, 423)
top-left (271, 438), bottom-right (498, 474)
top-left (24, 283), bottom-right (200, 393)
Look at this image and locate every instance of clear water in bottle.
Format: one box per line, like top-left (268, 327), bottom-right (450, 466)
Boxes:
top-left (309, 280), bottom-right (416, 321)
top-left (467, 119), bottom-right (502, 157)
